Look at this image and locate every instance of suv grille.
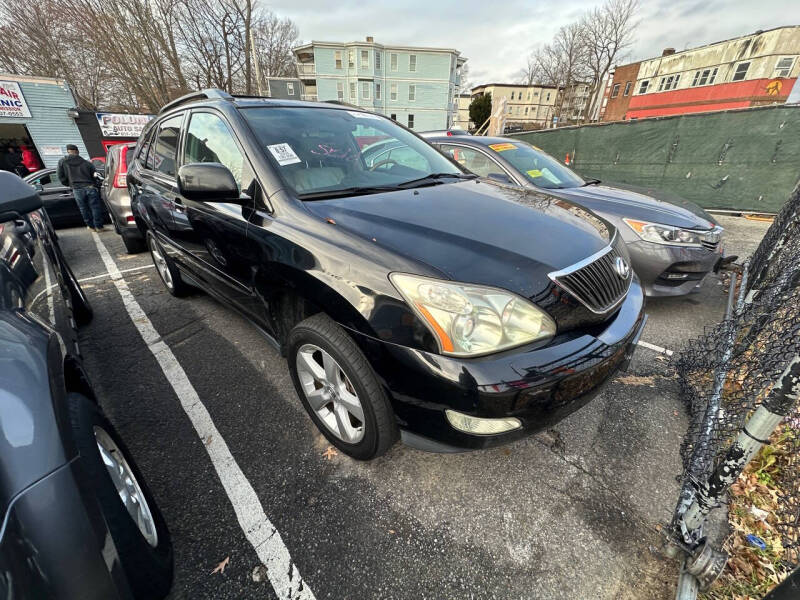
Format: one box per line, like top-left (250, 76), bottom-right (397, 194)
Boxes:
top-left (549, 234), bottom-right (632, 314)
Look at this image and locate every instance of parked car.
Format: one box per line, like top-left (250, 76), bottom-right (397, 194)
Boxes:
top-left (24, 168), bottom-right (109, 229)
top-left (428, 135), bottom-right (724, 296)
top-left (128, 89), bottom-right (645, 460)
top-left (102, 142), bottom-right (145, 253)
top-left (418, 128), bottom-right (471, 138)
top-left (0, 172), bottom-right (173, 599)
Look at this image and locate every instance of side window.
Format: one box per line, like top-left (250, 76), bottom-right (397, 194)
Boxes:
top-left (153, 114), bottom-right (183, 177)
top-left (440, 145), bottom-right (498, 178)
top-left (183, 112), bottom-right (245, 190)
top-left (139, 127), bottom-right (155, 169)
top-left (32, 172), bottom-right (60, 189)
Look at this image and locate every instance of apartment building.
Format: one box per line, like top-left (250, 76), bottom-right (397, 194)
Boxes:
top-left (470, 83), bottom-right (558, 129)
top-left (452, 93), bottom-right (471, 130)
top-left (601, 26), bottom-right (800, 121)
top-left (293, 37), bottom-right (467, 130)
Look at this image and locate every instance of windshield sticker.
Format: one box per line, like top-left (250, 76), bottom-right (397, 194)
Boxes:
top-left (488, 142), bottom-right (516, 152)
top-left (527, 169), bottom-right (543, 178)
top-left (267, 143), bottom-right (301, 166)
top-left (347, 110), bottom-right (383, 120)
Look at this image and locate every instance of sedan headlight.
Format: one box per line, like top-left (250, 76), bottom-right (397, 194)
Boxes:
top-left (623, 218), bottom-right (712, 247)
top-left (390, 273), bottom-right (556, 357)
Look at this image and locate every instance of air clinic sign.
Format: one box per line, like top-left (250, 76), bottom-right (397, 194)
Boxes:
top-left (96, 113), bottom-right (153, 138)
top-left (0, 81), bottom-right (32, 118)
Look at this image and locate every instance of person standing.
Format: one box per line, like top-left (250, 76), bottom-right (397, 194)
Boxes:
top-left (20, 145), bottom-right (43, 173)
top-left (57, 144), bottom-right (105, 232)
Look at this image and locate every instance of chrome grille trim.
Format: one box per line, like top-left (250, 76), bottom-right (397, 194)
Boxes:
top-left (548, 233), bottom-right (633, 315)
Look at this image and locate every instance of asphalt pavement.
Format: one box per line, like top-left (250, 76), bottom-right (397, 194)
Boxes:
top-left (57, 213), bottom-right (769, 600)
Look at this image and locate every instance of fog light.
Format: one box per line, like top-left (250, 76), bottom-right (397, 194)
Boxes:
top-left (445, 410), bottom-right (522, 435)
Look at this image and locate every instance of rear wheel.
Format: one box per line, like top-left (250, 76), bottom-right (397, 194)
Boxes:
top-left (147, 231), bottom-right (190, 297)
top-left (287, 313), bottom-right (398, 460)
top-left (67, 393), bottom-right (173, 599)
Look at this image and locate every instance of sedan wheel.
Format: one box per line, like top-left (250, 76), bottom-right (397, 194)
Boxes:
top-left (148, 235), bottom-right (173, 290)
top-left (296, 344), bottom-right (365, 444)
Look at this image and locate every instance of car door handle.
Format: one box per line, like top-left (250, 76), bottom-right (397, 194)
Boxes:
top-left (174, 198), bottom-right (186, 213)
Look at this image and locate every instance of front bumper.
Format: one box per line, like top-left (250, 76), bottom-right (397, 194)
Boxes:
top-left (348, 279), bottom-right (646, 451)
top-left (628, 240), bottom-right (723, 297)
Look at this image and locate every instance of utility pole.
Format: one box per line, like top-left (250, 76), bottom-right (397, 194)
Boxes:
top-left (250, 29), bottom-right (263, 97)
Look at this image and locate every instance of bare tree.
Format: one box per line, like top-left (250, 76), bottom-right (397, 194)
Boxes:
top-left (252, 11), bottom-right (300, 80)
top-left (579, 0), bottom-right (639, 120)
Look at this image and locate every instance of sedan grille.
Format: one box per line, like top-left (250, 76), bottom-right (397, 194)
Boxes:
top-left (700, 227), bottom-right (723, 252)
top-left (549, 234), bottom-right (632, 314)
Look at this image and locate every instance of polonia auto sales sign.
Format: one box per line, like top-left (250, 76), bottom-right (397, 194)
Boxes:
top-left (96, 113), bottom-right (154, 137)
top-left (0, 81), bottom-right (32, 118)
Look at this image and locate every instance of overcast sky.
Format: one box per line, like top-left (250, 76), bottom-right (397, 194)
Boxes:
top-left (269, 0), bottom-right (799, 85)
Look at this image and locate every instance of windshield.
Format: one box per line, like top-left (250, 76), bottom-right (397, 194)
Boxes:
top-left (489, 141), bottom-right (585, 189)
top-left (241, 106), bottom-right (464, 198)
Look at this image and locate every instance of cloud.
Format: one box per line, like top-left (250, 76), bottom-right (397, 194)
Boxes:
top-left (268, 0), bottom-right (799, 84)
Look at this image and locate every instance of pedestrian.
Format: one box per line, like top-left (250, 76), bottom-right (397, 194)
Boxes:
top-left (20, 145), bottom-right (43, 173)
top-left (57, 144), bottom-right (105, 232)
top-left (7, 146), bottom-right (28, 177)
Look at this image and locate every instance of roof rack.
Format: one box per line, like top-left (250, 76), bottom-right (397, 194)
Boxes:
top-left (159, 89), bottom-right (233, 114)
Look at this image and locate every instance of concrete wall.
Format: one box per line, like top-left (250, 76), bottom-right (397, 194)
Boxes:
top-left (509, 104), bottom-right (800, 213)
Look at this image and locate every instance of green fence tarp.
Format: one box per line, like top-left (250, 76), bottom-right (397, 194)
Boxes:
top-left (510, 104), bottom-right (800, 213)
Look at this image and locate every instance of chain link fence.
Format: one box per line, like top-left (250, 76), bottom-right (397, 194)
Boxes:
top-left (669, 180), bottom-right (800, 589)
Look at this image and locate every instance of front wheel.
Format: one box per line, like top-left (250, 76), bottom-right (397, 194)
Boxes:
top-left (147, 231), bottom-right (190, 297)
top-left (287, 313), bottom-right (398, 460)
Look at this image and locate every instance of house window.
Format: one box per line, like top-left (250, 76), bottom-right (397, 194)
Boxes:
top-left (349, 82), bottom-right (356, 100)
top-left (510, 91), bottom-right (515, 100)
top-left (390, 113), bottom-right (397, 120)
top-left (348, 49), bottom-right (355, 68)
top-left (361, 81), bottom-right (371, 100)
top-left (361, 50), bottom-right (369, 68)
top-left (524, 106), bottom-right (529, 115)
top-left (658, 74), bottom-right (681, 91)
top-left (390, 53), bottom-right (398, 71)
top-left (335, 51), bottom-right (342, 70)
top-left (638, 80), bottom-right (650, 94)
top-left (732, 62), bottom-right (750, 81)
top-left (407, 114), bottom-right (414, 128)
top-left (692, 67), bottom-right (718, 87)
top-left (623, 81), bottom-right (632, 96)
top-left (409, 54), bottom-right (417, 72)
top-left (527, 91), bottom-right (531, 100)
top-left (545, 92), bottom-right (550, 101)
top-left (390, 83), bottom-right (397, 100)
top-left (337, 82), bottom-right (344, 101)
top-left (287, 82), bottom-right (294, 95)
top-left (507, 105), bottom-right (512, 114)
top-left (611, 83), bottom-right (620, 98)
top-left (775, 57), bottom-right (795, 77)
top-left (408, 85), bottom-right (416, 101)
top-left (375, 51), bottom-right (381, 70)
top-left (375, 83), bottom-right (381, 100)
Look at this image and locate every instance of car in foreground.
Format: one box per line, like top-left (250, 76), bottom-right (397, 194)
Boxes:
top-left (428, 135), bottom-right (725, 297)
top-left (128, 89), bottom-right (645, 460)
top-left (102, 142), bottom-right (145, 253)
top-left (24, 167), bottom-right (109, 229)
top-left (0, 172), bottom-right (172, 598)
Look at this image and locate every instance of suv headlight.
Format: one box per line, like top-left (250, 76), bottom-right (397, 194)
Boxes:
top-left (390, 273), bottom-right (556, 357)
top-left (623, 218), bottom-right (710, 247)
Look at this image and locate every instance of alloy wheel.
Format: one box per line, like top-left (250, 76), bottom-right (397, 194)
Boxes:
top-left (295, 344), bottom-right (366, 443)
top-left (149, 236), bottom-right (173, 289)
top-left (94, 426), bottom-right (159, 547)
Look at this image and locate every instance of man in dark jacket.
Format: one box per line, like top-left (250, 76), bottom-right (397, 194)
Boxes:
top-left (57, 144), bottom-right (105, 232)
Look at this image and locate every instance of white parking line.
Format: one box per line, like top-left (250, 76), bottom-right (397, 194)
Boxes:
top-left (636, 340), bottom-right (674, 356)
top-left (77, 264), bottom-right (155, 283)
top-left (90, 233), bottom-right (315, 600)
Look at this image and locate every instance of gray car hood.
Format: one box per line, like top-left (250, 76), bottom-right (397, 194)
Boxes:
top-left (549, 182), bottom-right (717, 231)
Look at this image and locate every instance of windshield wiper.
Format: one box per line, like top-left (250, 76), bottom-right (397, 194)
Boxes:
top-left (298, 185), bottom-right (404, 200)
top-left (582, 178), bottom-right (602, 186)
top-left (398, 172), bottom-right (477, 189)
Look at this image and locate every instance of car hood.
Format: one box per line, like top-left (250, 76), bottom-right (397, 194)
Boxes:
top-left (305, 180), bottom-right (613, 300)
top-left (549, 182), bottom-right (716, 230)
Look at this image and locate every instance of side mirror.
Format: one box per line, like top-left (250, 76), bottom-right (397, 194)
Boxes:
top-left (0, 171), bottom-right (43, 222)
top-left (178, 163), bottom-right (240, 202)
top-left (487, 172), bottom-right (513, 185)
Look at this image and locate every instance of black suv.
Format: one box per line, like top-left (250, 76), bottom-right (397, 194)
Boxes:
top-left (127, 89), bottom-right (646, 460)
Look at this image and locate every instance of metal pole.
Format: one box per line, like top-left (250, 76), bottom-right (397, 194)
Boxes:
top-left (250, 29), bottom-right (263, 97)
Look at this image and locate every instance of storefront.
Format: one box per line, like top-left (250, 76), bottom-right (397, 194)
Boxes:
top-left (75, 110), bottom-right (153, 158)
top-left (0, 74), bottom-right (88, 172)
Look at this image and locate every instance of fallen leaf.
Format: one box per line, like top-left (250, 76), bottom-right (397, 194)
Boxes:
top-left (388, 529), bottom-right (396, 534)
top-left (251, 564), bottom-right (268, 582)
top-left (211, 556), bottom-right (230, 575)
top-left (204, 435), bottom-right (213, 446)
top-left (322, 446), bottom-right (338, 460)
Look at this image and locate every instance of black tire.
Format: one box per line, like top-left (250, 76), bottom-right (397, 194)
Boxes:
top-left (287, 313), bottom-right (398, 460)
top-left (146, 231), bottom-right (190, 297)
top-left (122, 232), bottom-right (146, 254)
top-left (63, 261), bottom-right (93, 325)
top-left (67, 393), bottom-right (173, 599)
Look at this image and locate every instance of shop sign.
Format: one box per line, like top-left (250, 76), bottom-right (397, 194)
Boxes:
top-left (96, 112), bottom-right (153, 137)
top-left (41, 145), bottom-right (64, 156)
top-left (0, 81), bottom-right (32, 118)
